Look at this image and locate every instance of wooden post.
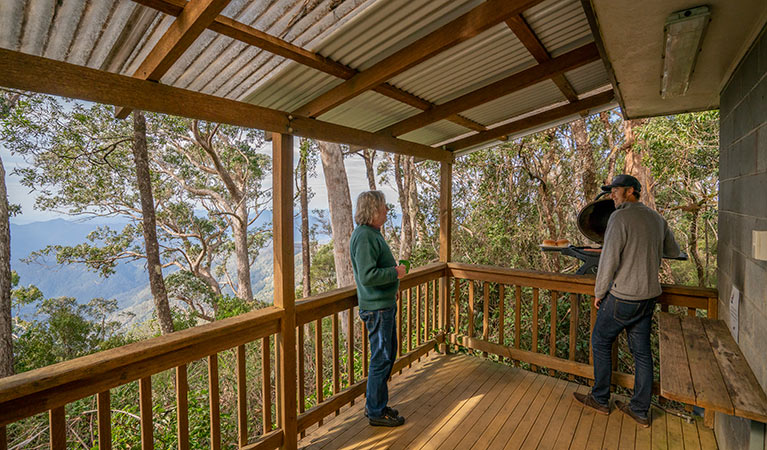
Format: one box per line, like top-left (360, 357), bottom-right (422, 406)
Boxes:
top-left (273, 133), bottom-right (297, 450)
top-left (176, 364), bottom-right (189, 450)
top-left (49, 407), bottom-right (66, 450)
top-left (208, 354), bottom-right (222, 450)
top-left (97, 391), bottom-right (111, 450)
top-left (139, 377), bottom-right (153, 450)
top-left (439, 161), bottom-right (452, 353)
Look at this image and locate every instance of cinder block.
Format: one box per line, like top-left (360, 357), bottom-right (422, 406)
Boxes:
top-left (745, 258), bottom-right (767, 316)
top-left (735, 132), bottom-right (757, 177)
top-left (758, 124), bottom-right (767, 173)
top-left (741, 174), bottom-right (767, 217)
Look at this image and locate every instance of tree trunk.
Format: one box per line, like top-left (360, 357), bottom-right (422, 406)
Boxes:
top-left (362, 149), bottom-right (377, 190)
top-left (133, 111), bottom-right (174, 335)
top-left (623, 121), bottom-right (656, 210)
top-left (317, 141), bottom-right (355, 288)
top-left (394, 155), bottom-right (413, 260)
top-left (571, 118), bottom-right (598, 204)
top-left (299, 140), bottom-right (311, 298)
top-left (684, 201), bottom-right (706, 286)
top-left (232, 202), bottom-right (254, 302)
top-left (0, 156), bottom-right (13, 377)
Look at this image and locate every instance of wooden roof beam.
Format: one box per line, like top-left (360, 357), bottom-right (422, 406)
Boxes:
top-left (292, 0), bottom-right (544, 119)
top-left (131, 0), bottom-right (485, 133)
top-left (379, 43), bottom-right (599, 137)
top-left (115, 0), bottom-right (231, 119)
top-left (445, 90), bottom-right (615, 152)
top-left (505, 14), bottom-right (580, 103)
top-left (0, 48), bottom-right (452, 163)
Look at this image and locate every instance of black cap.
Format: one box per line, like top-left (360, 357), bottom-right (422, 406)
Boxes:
top-left (601, 174), bottom-right (641, 193)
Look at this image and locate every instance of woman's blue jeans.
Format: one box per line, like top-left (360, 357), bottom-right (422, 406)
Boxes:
top-left (591, 293), bottom-right (657, 418)
top-left (359, 306), bottom-right (397, 418)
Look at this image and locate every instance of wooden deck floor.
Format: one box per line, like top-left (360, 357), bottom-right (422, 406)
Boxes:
top-left (299, 352), bottom-right (717, 449)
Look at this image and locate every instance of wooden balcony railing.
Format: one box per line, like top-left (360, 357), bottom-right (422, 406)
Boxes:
top-left (445, 263), bottom-right (719, 390)
top-left (0, 262), bottom-right (447, 450)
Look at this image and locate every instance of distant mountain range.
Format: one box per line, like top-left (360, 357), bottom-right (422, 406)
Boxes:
top-left (9, 214), bottom-right (327, 328)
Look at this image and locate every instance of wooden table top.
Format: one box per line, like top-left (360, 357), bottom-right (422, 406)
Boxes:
top-left (658, 312), bottom-right (767, 423)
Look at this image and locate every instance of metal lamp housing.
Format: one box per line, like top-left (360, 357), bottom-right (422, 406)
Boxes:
top-left (661, 6), bottom-right (711, 99)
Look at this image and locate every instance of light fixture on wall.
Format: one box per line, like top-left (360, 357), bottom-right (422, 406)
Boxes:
top-left (660, 6), bottom-right (711, 99)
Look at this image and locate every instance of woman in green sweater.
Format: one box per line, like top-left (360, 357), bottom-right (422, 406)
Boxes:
top-left (350, 191), bottom-right (407, 427)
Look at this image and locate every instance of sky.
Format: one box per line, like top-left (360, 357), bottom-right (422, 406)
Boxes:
top-left (1, 138), bottom-right (400, 225)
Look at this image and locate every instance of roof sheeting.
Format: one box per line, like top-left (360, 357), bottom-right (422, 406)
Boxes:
top-left (0, 0), bottom-right (614, 158)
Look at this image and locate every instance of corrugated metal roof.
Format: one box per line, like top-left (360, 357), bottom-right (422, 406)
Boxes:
top-left (1, 0), bottom-right (614, 157)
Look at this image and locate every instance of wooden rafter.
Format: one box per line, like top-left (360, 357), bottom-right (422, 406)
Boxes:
top-left (115, 0), bottom-right (231, 119)
top-left (131, 0), bottom-right (486, 132)
top-left (505, 14), bottom-right (580, 102)
top-left (292, 0), bottom-right (544, 119)
top-left (445, 90), bottom-right (615, 152)
top-left (379, 43), bottom-right (599, 137)
top-left (0, 48), bottom-right (451, 162)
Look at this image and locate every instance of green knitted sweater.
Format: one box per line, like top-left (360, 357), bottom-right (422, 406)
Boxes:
top-left (350, 225), bottom-right (399, 311)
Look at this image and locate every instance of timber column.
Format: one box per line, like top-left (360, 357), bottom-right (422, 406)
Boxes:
top-left (273, 133), bottom-right (297, 449)
top-left (439, 161), bottom-right (452, 353)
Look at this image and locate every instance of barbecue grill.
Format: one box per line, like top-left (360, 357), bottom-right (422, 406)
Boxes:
top-left (541, 193), bottom-right (687, 275)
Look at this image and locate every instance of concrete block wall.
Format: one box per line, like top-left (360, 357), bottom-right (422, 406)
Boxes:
top-left (717, 24), bottom-right (767, 450)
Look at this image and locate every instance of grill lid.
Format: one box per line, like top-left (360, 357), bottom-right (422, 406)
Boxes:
top-left (577, 197), bottom-right (616, 244)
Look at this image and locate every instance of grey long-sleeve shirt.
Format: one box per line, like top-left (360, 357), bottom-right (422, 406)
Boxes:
top-left (594, 201), bottom-right (681, 301)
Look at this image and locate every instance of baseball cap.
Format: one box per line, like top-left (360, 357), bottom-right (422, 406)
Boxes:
top-left (601, 174), bottom-right (642, 193)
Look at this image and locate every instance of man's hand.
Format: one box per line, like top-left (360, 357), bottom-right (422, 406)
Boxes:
top-left (395, 265), bottom-right (407, 279)
top-left (594, 297), bottom-right (603, 309)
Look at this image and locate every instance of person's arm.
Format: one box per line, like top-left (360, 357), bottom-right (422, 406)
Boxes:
top-left (662, 221), bottom-right (682, 258)
top-left (353, 238), bottom-right (398, 287)
top-left (594, 215), bottom-right (626, 302)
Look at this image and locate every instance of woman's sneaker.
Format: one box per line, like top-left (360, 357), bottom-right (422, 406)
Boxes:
top-left (368, 408), bottom-right (405, 427)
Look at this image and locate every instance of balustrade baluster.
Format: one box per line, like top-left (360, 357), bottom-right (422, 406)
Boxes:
top-left (468, 281), bottom-right (475, 339)
top-left (298, 324), bottom-right (306, 428)
top-left (482, 282), bottom-right (489, 358)
top-left (589, 299), bottom-right (597, 366)
top-left (176, 364), bottom-right (189, 450)
top-left (97, 391), bottom-right (111, 450)
top-left (332, 313), bottom-right (340, 415)
top-left (407, 288), bottom-right (413, 354)
top-left (532, 288), bottom-right (539, 371)
top-left (515, 285), bottom-right (521, 367)
top-left (139, 376), bottom-right (152, 450)
top-left (363, 322), bottom-right (369, 377)
top-left (417, 284), bottom-right (423, 347)
top-left (454, 278), bottom-right (460, 337)
top-left (425, 281), bottom-right (430, 341)
top-left (347, 307), bottom-right (354, 405)
top-left (0, 425), bottom-right (6, 450)
top-left (688, 307), bottom-right (697, 317)
top-left (49, 406), bottom-right (66, 450)
top-left (397, 292), bottom-right (402, 358)
top-left (499, 284), bottom-right (505, 359)
top-left (313, 320), bottom-right (322, 427)
top-left (550, 291), bottom-right (558, 375)
top-left (208, 354), bottom-right (221, 450)
top-left (236, 345), bottom-right (247, 447)
top-left (569, 293), bottom-right (579, 366)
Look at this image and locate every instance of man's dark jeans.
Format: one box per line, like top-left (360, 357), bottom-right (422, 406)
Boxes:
top-left (359, 306), bottom-right (397, 418)
top-left (591, 293), bottom-right (657, 418)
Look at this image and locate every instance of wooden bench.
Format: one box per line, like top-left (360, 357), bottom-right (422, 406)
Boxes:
top-left (658, 312), bottom-right (767, 449)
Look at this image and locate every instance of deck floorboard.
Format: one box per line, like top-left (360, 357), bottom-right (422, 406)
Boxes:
top-left (298, 353), bottom-right (718, 449)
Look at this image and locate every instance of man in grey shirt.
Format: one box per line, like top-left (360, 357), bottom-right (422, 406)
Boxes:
top-left (574, 174), bottom-right (681, 428)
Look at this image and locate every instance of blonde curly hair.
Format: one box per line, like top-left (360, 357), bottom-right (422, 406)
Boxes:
top-left (355, 190), bottom-right (386, 226)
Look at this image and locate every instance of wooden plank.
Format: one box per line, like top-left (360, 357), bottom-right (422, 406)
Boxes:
top-left (208, 354), bottom-right (221, 450)
top-left (504, 377), bottom-right (567, 450)
top-left (468, 282), bottom-right (475, 338)
top-left (515, 285), bottom-right (522, 367)
top-left (703, 318), bottom-right (767, 421)
top-left (49, 406), bottom-right (66, 450)
top-left (346, 308), bottom-right (354, 395)
top-left (236, 345), bottom-right (248, 447)
top-left (590, 300), bottom-right (597, 365)
top-left (97, 391), bottom-right (111, 450)
top-left (439, 368), bottom-right (525, 450)
top-left (139, 377), bottom-right (153, 450)
top-left (425, 281), bottom-right (430, 342)
top-left (417, 285), bottom-right (423, 346)
top-left (407, 289), bottom-right (413, 352)
top-left (298, 325), bottom-right (306, 420)
top-left (658, 313), bottom-right (696, 404)
top-left (696, 417), bottom-right (718, 449)
top-left (549, 384), bottom-right (588, 449)
top-left (115, 0), bottom-right (230, 118)
top-left (293, 0), bottom-right (544, 118)
top-left (584, 403), bottom-right (610, 450)
top-left (550, 291), bottom-right (559, 376)
top-left (0, 426), bottom-right (5, 450)
top-left (569, 293), bottom-right (579, 362)
top-left (332, 313), bottom-right (340, 405)
top-left (602, 408), bottom-right (624, 450)
top-left (262, 337), bottom-right (272, 432)
top-left (362, 321), bottom-right (368, 377)
top-left (532, 287), bottom-right (539, 371)
top-left (569, 382), bottom-right (598, 450)
top-left (240, 429), bottom-right (284, 450)
top-left (519, 379), bottom-right (578, 450)
top-left (380, 43), bottom-right (598, 136)
top-left (0, 49), bottom-right (452, 164)
top-left (273, 132), bottom-right (297, 450)
top-left (634, 417), bottom-right (650, 450)
top-left (666, 413), bottom-right (684, 449)
top-left (480, 374), bottom-right (548, 448)
top-left (446, 91), bottom-right (615, 151)
top-left (681, 416), bottom-right (702, 450)
top-left (618, 407), bottom-right (635, 450)
top-left (650, 407), bottom-right (667, 450)
top-left (176, 364), bottom-right (189, 450)
top-left (454, 278), bottom-right (461, 335)
top-left (680, 317), bottom-right (734, 414)
top-left (313, 319), bottom-right (323, 428)
top-left (483, 282), bottom-right (490, 358)
top-left (505, 14), bottom-right (580, 102)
